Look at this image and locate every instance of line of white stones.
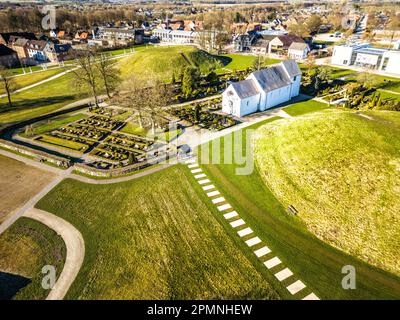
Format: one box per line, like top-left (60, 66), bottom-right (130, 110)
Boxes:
top-left (186, 158), bottom-right (319, 300)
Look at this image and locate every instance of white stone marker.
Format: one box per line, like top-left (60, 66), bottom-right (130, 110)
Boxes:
top-left (254, 246), bottom-right (271, 258)
top-left (191, 168), bottom-right (202, 174)
top-left (202, 184), bottom-right (215, 191)
top-left (194, 173), bottom-right (206, 179)
top-left (275, 268), bottom-right (293, 282)
top-left (302, 293), bottom-right (320, 300)
top-left (207, 190), bottom-right (220, 197)
top-left (185, 159), bottom-right (196, 164)
top-left (237, 227), bottom-right (253, 237)
top-left (188, 163), bottom-right (199, 168)
top-left (245, 237), bottom-right (261, 247)
top-left (217, 204), bottom-right (232, 211)
top-left (223, 211), bottom-right (238, 219)
top-left (264, 257), bottom-right (282, 269)
top-left (287, 280), bottom-right (306, 295)
top-left (230, 219), bottom-right (245, 228)
top-left (198, 179), bottom-right (211, 185)
top-left (212, 197), bottom-right (225, 204)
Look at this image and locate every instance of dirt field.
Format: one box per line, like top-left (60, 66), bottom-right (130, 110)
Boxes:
top-left (0, 155), bottom-right (55, 223)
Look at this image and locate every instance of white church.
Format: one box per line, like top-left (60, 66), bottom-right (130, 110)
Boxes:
top-left (222, 60), bottom-right (302, 117)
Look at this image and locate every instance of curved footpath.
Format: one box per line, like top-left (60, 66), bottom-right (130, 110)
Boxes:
top-left (24, 208), bottom-right (85, 300)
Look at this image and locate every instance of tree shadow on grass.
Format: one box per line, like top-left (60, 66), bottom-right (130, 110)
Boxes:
top-left (0, 271), bottom-right (31, 300)
top-left (0, 95), bottom-right (76, 114)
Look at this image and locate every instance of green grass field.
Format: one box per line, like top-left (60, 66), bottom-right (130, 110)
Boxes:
top-left (0, 217), bottom-right (66, 300)
top-left (0, 72), bottom-right (86, 127)
top-left (284, 100), bottom-right (330, 116)
top-left (196, 104), bottom-right (400, 299)
top-left (215, 54), bottom-right (280, 74)
top-left (254, 109), bottom-right (400, 277)
top-left (0, 68), bottom-right (68, 96)
top-left (36, 166), bottom-right (279, 299)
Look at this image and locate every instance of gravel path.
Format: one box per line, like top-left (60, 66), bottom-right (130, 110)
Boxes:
top-left (24, 208), bottom-right (85, 300)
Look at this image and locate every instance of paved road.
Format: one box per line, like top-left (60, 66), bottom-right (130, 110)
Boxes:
top-left (25, 208), bottom-right (85, 300)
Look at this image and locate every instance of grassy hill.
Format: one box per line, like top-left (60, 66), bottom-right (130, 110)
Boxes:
top-left (36, 166), bottom-right (279, 299)
top-left (117, 45), bottom-right (224, 81)
top-left (254, 109), bottom-right (400, 276)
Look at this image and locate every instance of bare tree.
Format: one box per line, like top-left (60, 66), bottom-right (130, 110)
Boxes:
top-left (117, 75), bottom-right (146, 128)
top-left (71, 51), bottom-right (101, 107)
top-left (97, 53), bottom-right (120, 100)
top-left (0, 67), bottom-right (18, 109)
top-left (146, 78), bottom-right (171, 136)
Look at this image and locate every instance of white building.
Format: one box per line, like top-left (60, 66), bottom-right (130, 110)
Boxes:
top-left (288, 42), bottom-right (310, 60)
top-left (331, 43), bottom-right (400, 75)
top-left (222, 60), bottom-right (302, 117)
top-left (152, 29), bottom-right (198, 44)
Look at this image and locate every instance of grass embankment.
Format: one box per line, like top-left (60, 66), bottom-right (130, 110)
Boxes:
top-left (117, 45), bottom-right (224, 81)
top-left (254, 109), bottom-right (400, 277)
top-left (36, 166), bottom-right (279, 299)
top-left (197, 101), bottom-right (400, 299)
top-left (0, 217), bottom-right (66, 300)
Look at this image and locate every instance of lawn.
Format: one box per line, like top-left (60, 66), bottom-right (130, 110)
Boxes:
top-left (120, 122), bottom-right (182, 142)
top-left (0, 68), bottom-right (68, 95)
top-left (36, 166), bottom-right (279, 299)
top-left (196, 108), bottom-right (400, 299)
top-left (283, 99), bottom-right (330, 116)
top-left (254, 109), bottom-right (400, 278)
top-left (215, 54), bottom-right (280, 74)
top-left (0, 155), bottom-right (55, 223)
top-left (0, 217), bottom-right (66, 300)
top-left (22, 113), bottom-right (87, 137)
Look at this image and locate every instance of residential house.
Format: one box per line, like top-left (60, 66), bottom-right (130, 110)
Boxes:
top-left (10, 38), bottom-right (29, 60)
top-left (45, 43), bottom-right (72, 63)
top-left (233, 33), bottom-right (256, 52)
top-left (288, 42), bottom-right (310, 60)
top-left (0, 44), bottom-right (19, 67)
top-left (26, 40), bottom-right (51, 62)
top-left (97, 27), bottom-right (144, 46)
top-left (0, 32), bottom-right (36, 45)
top-left (222, 60), bottom-right (302, 117)
top-left (268, 35), bottom-right (305, 55)
top-left (74, 31), bottom-right (89, 43)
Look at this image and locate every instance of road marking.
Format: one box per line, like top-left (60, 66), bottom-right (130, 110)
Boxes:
top-left (287, 280), bottom-right (306, 295)
top-left (264, 257), bottom-right (281, 269)
top-left (275, 268), bottom-right (293, 281)
top-left (212, 197), bottom-right (225, 204)
top-left (198, 179), bottom-right (211, 185)
top-left (191, 168), bottom-right (202, 173)
top-left (223, 211), bottom-right (238, 219)
top-left (202, 184), bottom-right (215, 190)
top-left (245, 237), bottom-right (261, 247)
top-left (194, 173), bottom-right (206, 179)
top-left (254, 246), bottom-right (271, 258)
top-left (185, 159), bottom-right (196, 164)
top-left (230, 219), bottom-right (245, 228)
top-left (237, 227), bottom-right (253, 237)
top-left (188, 163), bottom-right (199, 168)
top-left (217, 203), bottom-right (232, 211)
top-left (302, 293), bottom-right (320, 300)
top-left (207, 190), bottom-right (220, 197)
